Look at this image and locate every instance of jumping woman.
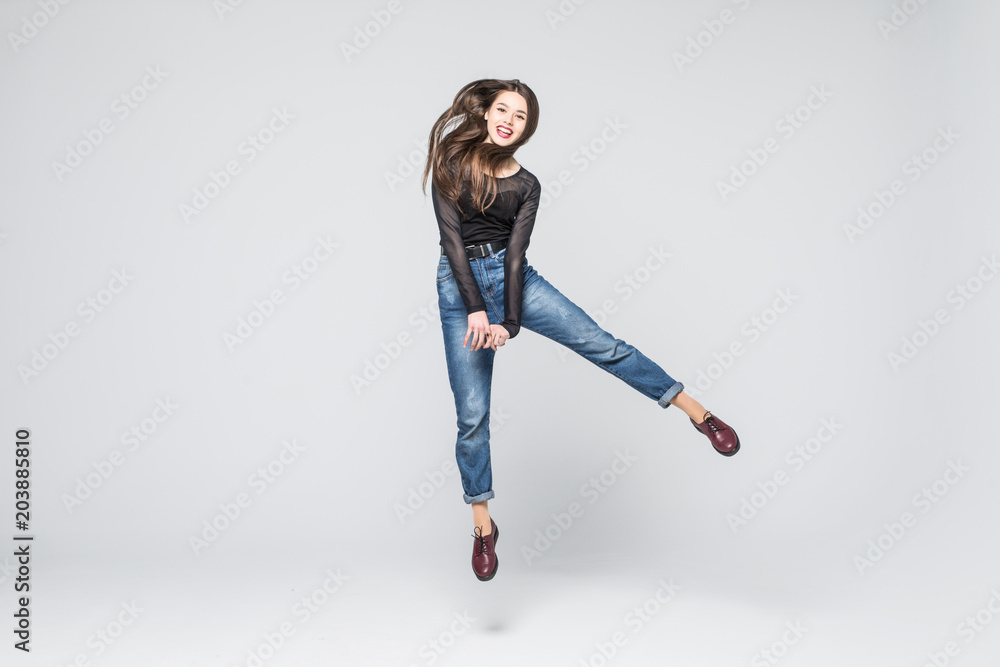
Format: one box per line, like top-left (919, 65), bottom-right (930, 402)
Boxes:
top-left (422, 78), bottom-right (741, 582)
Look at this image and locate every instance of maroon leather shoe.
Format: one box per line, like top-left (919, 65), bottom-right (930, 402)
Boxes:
top-left (691, 411), bottom-right (740, 456)
top-left (471, 518), bottom-right (499, 581)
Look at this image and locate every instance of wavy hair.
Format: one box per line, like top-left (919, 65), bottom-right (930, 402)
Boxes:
top-left (422, 78), bottom-right (539, 215)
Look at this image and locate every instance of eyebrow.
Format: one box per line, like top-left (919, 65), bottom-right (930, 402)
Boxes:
top-left (497, 103), bottom-right (527, 114)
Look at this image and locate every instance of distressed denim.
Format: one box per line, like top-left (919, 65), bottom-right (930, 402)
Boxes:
top-left (437, 243), bottom-right (684, 504)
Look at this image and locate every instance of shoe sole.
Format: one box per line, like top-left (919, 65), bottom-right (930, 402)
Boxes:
top-left (474, 523), bottom-right (499, 582)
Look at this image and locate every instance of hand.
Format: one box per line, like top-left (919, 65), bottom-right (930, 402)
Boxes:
top-left (485, 324), bottom-right (509, 351)
top-left (465, 311), bottom-right (491, 350)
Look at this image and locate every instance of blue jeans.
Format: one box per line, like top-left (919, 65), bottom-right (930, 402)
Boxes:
top-left (436, 243), bottom-right (685, 504)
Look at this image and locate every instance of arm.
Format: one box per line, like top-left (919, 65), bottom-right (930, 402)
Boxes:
top-left (500, 176), bottom-right (542, 339)
top-left (432, 180), bottom-right (487, 316)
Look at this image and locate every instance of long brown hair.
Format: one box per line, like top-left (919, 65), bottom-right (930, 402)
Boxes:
top-left (422, 78), bottom-right (539, 215)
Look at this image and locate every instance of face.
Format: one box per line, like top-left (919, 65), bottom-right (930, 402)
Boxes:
top-left (483, 90), bottom-right (528, 145)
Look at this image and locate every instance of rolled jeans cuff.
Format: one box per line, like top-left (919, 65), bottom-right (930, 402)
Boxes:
top-left (657, 381), bottom-right (684, 409)
top-left (464, 489), bottom-right (495, 504)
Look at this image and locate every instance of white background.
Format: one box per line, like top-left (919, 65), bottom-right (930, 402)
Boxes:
top-left (1, 0), bottom-right (998, 665)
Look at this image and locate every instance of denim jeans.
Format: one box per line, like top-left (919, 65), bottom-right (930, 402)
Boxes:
top-left (436, 243), bottom-right (684, 504)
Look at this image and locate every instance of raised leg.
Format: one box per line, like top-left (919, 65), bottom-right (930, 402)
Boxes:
top-left (515, 265), bottom-right (685, 408)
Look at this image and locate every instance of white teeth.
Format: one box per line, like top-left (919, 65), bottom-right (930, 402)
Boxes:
top-left (498, 127), bottom-right (511, 136)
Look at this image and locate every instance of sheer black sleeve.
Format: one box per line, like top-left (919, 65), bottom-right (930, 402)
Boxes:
top-left (432, 180), bottom-right (487, 316)
top-left (500, 176), bottom-right (542, 339)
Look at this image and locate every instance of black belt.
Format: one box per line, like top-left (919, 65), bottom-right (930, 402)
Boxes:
top-left (440, 238), bottom-right (508, 259)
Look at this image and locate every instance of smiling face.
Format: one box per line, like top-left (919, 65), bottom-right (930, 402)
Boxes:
top-left (483, 90), bottom-right (528, 146)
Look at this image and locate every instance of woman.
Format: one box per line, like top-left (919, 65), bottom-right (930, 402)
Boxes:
top-left (422, 78), bottom-right (740, 582)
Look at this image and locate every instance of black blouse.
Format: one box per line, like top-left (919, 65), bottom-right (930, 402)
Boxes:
top-left (432, 165), bottom-right (542, 339)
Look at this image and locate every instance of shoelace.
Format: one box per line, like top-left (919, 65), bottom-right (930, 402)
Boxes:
top-left (703, 413), bottom-right (722, 432)
top-left (472, 525), bottom-right (490, 555)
